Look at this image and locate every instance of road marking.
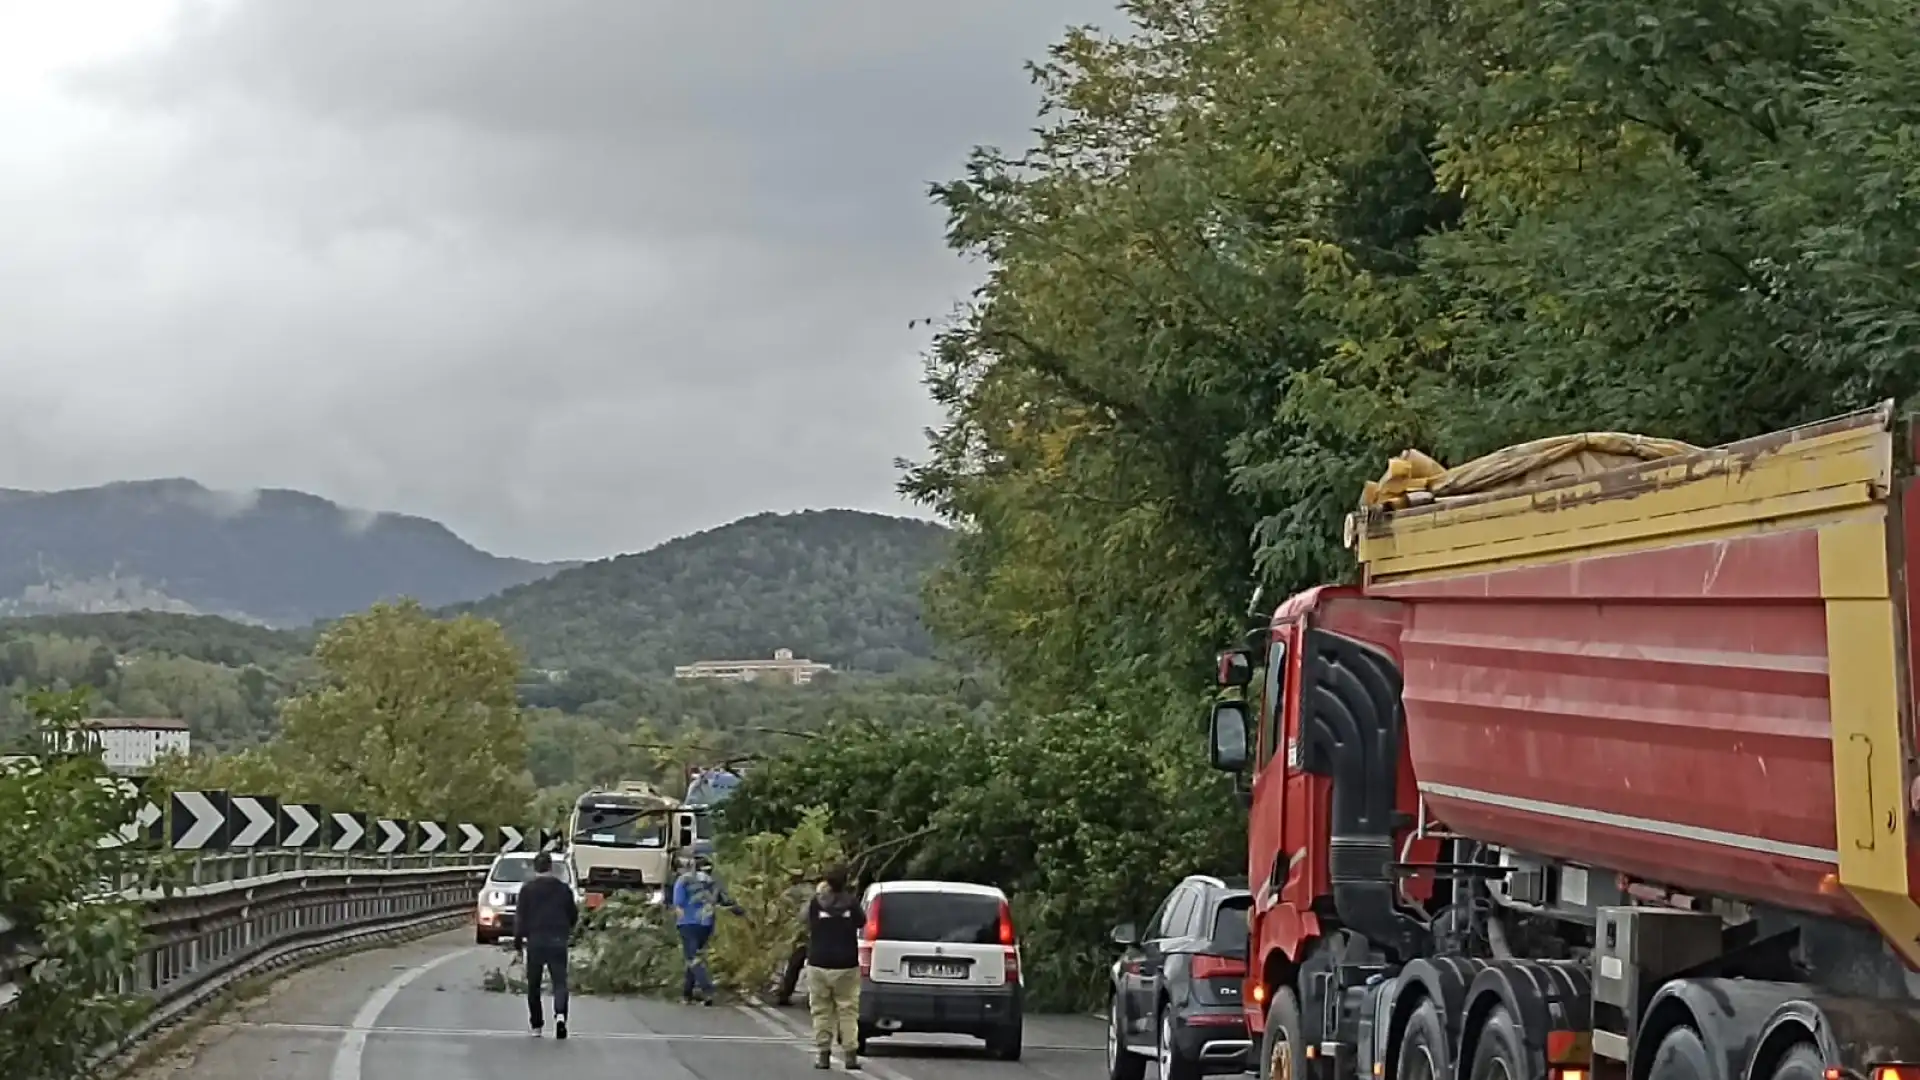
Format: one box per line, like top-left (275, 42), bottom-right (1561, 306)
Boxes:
top-left (328, 947), bottom-right (472, 1080)
top-left (740, 1001), bottom-right (919, 1080)
top-left (251, 1020), bottom-right (794, 1042)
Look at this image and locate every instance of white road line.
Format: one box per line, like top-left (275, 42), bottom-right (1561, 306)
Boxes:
top-left (250, 1020), bottom-right (792, 1042)
top-left (740, 1001), bottom-right (916, 1080)
top-left (328, 947), bottom-right (473, 1080)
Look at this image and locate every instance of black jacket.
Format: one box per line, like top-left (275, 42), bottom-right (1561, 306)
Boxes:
top-left (806, 890), bottom-right (865, 970)
top-left (514, 874), bottom-right (579, 949)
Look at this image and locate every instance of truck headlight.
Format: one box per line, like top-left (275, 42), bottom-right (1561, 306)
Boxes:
top-left (488, 890), bottom-right (509, 906)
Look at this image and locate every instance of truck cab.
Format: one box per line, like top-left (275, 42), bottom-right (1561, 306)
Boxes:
top-left (566, 782), bottom-right (697, 902)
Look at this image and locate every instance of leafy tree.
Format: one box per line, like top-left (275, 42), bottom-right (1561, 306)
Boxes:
top-left (0, 689), bottom-right (164, 1080)
top-left (159, 601), bottom-right (532, 822)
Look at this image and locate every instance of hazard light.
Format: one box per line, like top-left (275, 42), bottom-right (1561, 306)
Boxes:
top-left (1872, 1066), bottom-right (1920, 1080)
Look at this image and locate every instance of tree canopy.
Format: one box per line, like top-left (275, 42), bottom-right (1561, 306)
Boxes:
top-left (158, 600), bottom-right (532, 822)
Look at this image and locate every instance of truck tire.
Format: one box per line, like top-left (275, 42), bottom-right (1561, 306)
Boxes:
top-left (1768, 1043), bottom-right (1825, 1080)
top-left (1106, 993), bottom-right (1147, 1080)
top-left (1260, 987), bottom-right (1308, 1080)
top-left (1466, 1005), bottom-right (1527, 1080)
top-left (1396, 998), bottom-right (1449, 1080)
top-left (1648, 1027), bottom-right (1712, 1080)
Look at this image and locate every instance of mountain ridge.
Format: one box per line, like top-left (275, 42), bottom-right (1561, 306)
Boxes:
top-left (454, 507), bottom-right (952, 675)
top-left (0, 477), bottom-right (574, 627)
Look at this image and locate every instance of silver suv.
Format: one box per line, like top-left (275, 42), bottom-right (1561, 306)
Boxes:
top-left (475, 851), bottom-right (579, 945)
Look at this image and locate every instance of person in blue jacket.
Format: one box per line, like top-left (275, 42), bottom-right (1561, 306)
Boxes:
top-left (672, 853), bottom-right (744, 1004)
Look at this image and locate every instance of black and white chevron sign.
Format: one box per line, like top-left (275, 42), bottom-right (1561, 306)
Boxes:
top-left (374, 818), bottom-right (408, 855)
top-left (414, 821), bottom-right (447, 853)
top-left (456, 822), bottom-right (485, 853)
top-left (227, 794), bottom-right (280, 848)
top-left (280, 803), bottom-right (324, 848)
top-left (498, 824), bottom-right (524, 852)
top-left (169, 789), bottom-right (230, 850)
top-left (329, 811), bottom-right (368, 853)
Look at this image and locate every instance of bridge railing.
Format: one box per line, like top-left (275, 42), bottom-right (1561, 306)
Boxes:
top-left (0, 781), bottom-right (559, 1062)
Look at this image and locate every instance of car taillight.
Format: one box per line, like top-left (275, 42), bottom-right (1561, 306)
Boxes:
top-left (1191, 954), bottom-right (1247, 979)
top-left (859, 896), bottom-right (881, 977)
top-left (998, 900), bottom-right (1019, 981)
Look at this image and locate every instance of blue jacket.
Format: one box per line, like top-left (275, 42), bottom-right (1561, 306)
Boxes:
top-left (672, 869), bottom-right (740, 927)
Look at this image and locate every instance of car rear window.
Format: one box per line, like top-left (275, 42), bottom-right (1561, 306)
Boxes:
top-left (875, 891), bottom-right (1004, 945)
top-left (1210, 896), bottom-right (1252, 957)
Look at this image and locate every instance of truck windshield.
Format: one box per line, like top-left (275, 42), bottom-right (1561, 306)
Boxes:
top-left (572, 806), bottom-right (667, 848)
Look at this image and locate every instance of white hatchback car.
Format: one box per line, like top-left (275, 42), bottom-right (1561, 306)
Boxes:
top-left (857, 880), bottom-right (1023, 1061)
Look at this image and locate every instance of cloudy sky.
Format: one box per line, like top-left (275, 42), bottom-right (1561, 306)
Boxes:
top-left (0, 0), bottom-right (1120, 562)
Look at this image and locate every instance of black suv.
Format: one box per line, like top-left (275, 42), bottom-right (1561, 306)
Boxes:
top-left (1105, 875), bottom-right (1253, 1079)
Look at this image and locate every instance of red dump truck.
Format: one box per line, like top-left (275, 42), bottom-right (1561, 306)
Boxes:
top-left (1200, 403), bottom-right (1920, 1080)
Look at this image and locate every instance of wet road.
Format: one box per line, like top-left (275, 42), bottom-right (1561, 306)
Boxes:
top-left (132, 929), bottom-right (1108, 1080)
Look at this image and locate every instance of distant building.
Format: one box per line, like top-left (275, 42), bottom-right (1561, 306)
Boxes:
top-left (673, 648), bottom-right (832, 686)
top-left (41, 718), bottom-right (190, 775)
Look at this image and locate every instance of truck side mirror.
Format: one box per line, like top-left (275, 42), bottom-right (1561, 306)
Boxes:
top-left (1216, 648), bottom-right (1255, 688)
top-left (672, 810), bottom-right (697, 849)
top-left (1110, 922), bottom-right (1138, 946)
top-left (1209, 700), bottom-right (1251, 772)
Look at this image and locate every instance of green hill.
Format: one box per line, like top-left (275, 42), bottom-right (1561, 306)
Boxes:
top-left (456, 509), bottom-right (952, 676)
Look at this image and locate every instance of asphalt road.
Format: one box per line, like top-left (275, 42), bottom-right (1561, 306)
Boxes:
top-left (131, 929), bottom-right (1109, 1080)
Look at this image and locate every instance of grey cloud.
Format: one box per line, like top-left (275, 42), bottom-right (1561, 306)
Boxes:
top-left (0, 0), bottom-right (1121, 561)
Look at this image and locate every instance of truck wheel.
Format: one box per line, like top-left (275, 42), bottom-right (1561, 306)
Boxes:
top-left (1396, 998), bottom-right (1449, 1080)
top-left (1106, 993), bottom-right (1146, 1080)
top-left (1260, 987), bottom-right (1308, 1080)
top-left (1467, 1005), bottom-right (1527, 1080)
top-left (1648, 1027), bottom-right (1712, 1080)
top-left (1767, 1043), bottom-right (1825, 1080)
top-left (1158, 1006), bottom-right (1200, 1080)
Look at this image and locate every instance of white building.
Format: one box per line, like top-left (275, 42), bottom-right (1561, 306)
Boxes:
top-left (43, 718), bottom-right (191, 775)
top-left (673, 647), bottom-right (833, 686)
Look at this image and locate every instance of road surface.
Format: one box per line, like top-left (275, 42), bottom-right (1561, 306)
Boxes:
top-left (132, 929), bottom-right (1107, 1080)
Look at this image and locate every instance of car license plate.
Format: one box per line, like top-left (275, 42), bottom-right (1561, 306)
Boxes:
top-left (907, 959), bottom-right (969, 980)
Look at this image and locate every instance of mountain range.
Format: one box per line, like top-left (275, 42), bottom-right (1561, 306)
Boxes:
top-left (0, 480), bottom-right (952, 677)
top-left (0, 479), bottom-right (571, 626)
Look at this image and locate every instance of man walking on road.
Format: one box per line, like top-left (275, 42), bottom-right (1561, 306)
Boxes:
top-left (672, 853), bottom-right (744, 1005)
top-left (514, 850), bottom-right (578, 1038)
top-left (805, 864), bottom-right (865, 1071)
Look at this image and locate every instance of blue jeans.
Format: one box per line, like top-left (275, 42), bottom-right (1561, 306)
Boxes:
top-left (679, 923), bottom-right (715, 998)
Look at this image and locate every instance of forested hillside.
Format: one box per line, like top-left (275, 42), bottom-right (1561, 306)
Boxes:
top-left (459, 509), bottom-right (951, 675)
top-left (0, 479), bottom-right (566, 626)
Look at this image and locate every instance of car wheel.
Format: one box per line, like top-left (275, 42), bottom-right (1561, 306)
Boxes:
top-left (475, 928), bottom-right (494, 945)
top-left (988, 1015), bottom-right (1023, 1061)
top-left (1159, 1005), bottom-right (1200, 1080)
top-left (1107, 993), bottom-right (1146, 1080)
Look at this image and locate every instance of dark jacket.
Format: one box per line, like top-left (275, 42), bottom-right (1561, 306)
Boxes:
top-left (514, 874), bottom-right (579, 949)
top-left (806, 890), bottom-right (865, 970)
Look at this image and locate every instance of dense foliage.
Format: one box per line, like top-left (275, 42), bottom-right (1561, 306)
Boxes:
top-left (0, 478), bottom-right (561, 626)
top-left (0, 690), bottom-right (163, 1079)
top-left (0, 613), bottom-right (313, 751)
top-left (154, 601), bottom-right (533, 822)
top-left (728, 0), bottom-right (1920, 1008)
top-left (460, 510), bottom-right (951, 676)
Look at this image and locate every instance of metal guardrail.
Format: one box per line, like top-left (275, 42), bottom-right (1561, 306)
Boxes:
top-left (1, 850), bottom-right (491, 1058)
